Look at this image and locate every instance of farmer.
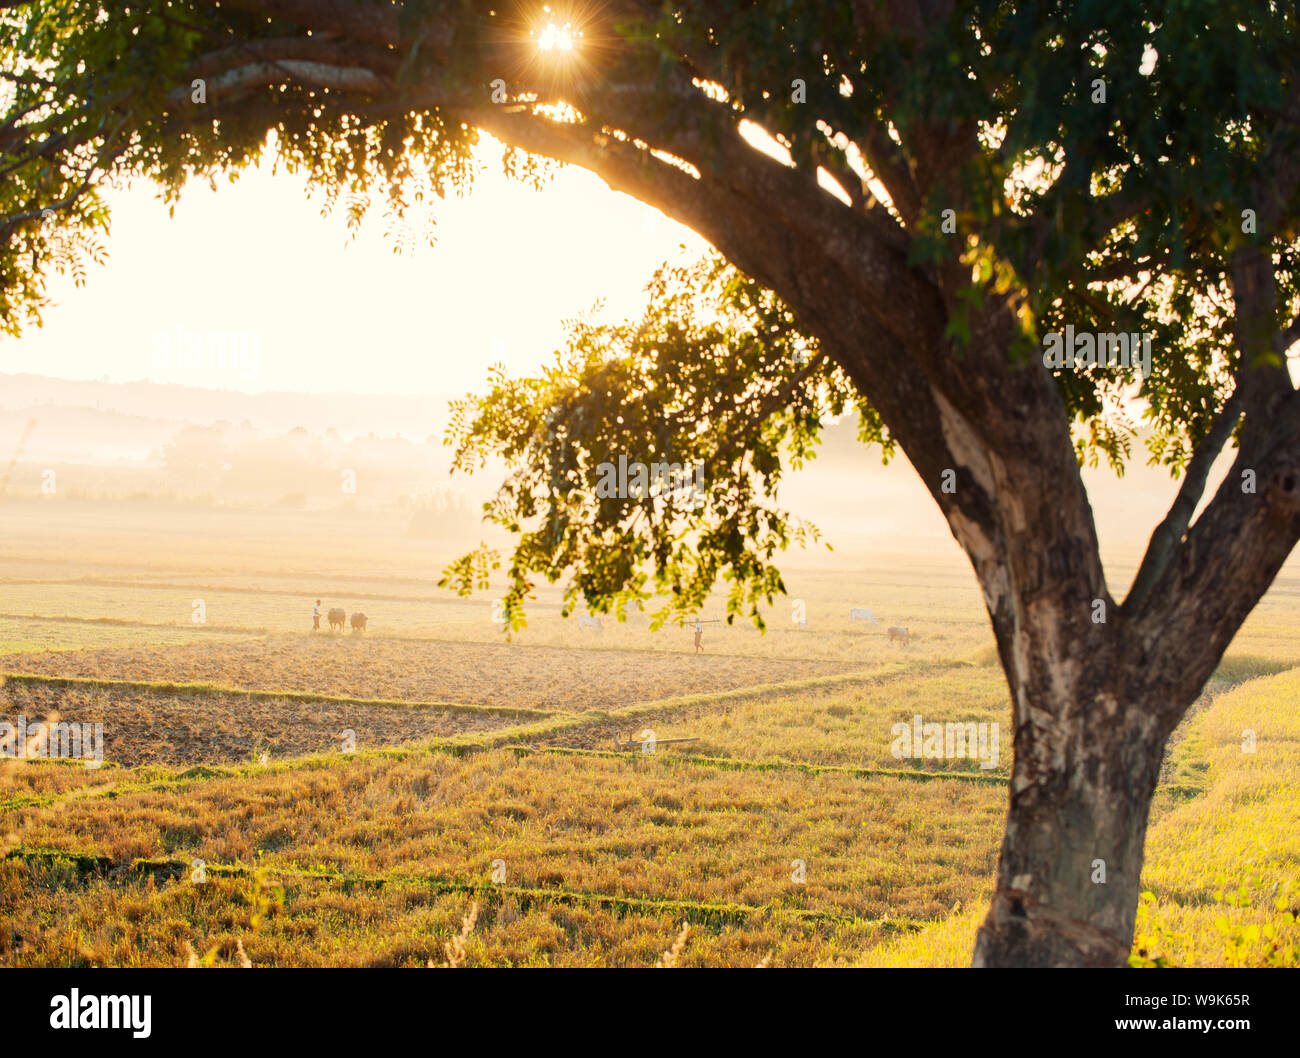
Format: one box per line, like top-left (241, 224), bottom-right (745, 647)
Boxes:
top-left (694, 617), bottom-right (704, 654)
top-left (312, 599), bottom-right (322, 633)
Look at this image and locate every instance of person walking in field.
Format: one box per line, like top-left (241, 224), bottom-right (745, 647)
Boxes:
top-left (312, 599), bottom-right (322, 633)
top-left (694, 617), bottom-right (704, 654)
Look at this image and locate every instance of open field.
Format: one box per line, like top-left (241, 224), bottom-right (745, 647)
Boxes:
top-left (1, 499), bottom-right (1298, 966)
top-left (0, 497), bottom-right (994, 664)
top-left (0, 578), bottom-right (993, 663)
top-left (0, 615), bottom-right (254, 657)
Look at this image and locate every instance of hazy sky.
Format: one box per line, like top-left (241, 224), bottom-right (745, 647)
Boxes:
top-left (1, 134), bottom-right (707, 397)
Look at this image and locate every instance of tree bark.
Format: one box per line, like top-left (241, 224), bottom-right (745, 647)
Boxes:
top-left (972, 668), bottom-right (1171, 967)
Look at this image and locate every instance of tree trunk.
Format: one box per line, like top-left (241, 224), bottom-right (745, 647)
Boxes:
top-left (973, 705), bottom-right (1168, 967)
top-left (966, 550), bottom-right (1187, 968)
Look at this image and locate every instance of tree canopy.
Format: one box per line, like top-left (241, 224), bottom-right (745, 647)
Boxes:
top-left (7, 0), bottom-right (1298, 628)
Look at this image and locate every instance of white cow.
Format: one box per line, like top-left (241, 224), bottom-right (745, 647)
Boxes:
top-left (579, 614), bottom-right (603, 631)
top-left (849, 607), bottom-right (879, 625)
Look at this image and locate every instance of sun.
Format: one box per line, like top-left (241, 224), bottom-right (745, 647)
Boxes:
top-left (536, 22), bottom-right (577, 52)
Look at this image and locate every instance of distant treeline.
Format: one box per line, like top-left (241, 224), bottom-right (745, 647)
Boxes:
top-left (1, 422), bottom-right (486, 535)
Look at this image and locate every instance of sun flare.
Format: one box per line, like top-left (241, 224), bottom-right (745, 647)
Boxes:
top-left (537, 22), bottom-right (577, 52)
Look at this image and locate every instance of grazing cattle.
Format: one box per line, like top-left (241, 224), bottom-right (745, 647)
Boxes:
top-left (849, 607), bottom-right (879, 624)
top-left (327, 607), bottom-right (346, 633)
top-left (579, 615), bottom-right (603, 631)
top-left (888, 626), bottom-right (911, 645)
top-left (350, 612), bottom-right (367, 634)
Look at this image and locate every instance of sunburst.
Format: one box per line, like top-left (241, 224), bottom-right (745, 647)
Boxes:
top-left (536, 22), bottom-right (577, 52)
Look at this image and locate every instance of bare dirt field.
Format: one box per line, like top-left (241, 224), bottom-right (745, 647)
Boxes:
top-left (0, 677), bottom-right (520, 768)
top-left (2, 635), bottom-right (866, 711)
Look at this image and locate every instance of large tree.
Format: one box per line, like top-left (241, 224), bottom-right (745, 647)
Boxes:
top-left (4, 0), bottom-right (1299, 966)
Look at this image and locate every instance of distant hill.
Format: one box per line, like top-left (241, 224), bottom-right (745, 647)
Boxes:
top-left (0, 372), bottom-right (461, 464)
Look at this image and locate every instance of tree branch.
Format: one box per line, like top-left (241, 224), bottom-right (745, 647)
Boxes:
top-left (1124, 391), bottom-right (1243, 616)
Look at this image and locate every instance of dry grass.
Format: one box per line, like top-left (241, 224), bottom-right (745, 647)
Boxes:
top-left (439, 901), bottom-right (479, 968)
top-left (656, 922), bottom-right (689, 967)
top-left (5, 748), bottom-right (1005, 923)
top-left (1130, 667), bottom-right (1300, 967)
top-left (618, 665), bottom-right (1012, 776)
top-left (1, 858), bottom-right (898, 966)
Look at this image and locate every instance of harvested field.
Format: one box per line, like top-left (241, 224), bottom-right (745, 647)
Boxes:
top-left (0, 859), bottom-right (891, 967)
top-left (656, 666), bottom-right (1012, 775)
top-left (530, 668), bottom-right (919, 754)
top-left (0, 616), bottom-right (252, 657)
top-left (7, 747), bottom-right (1006, 921)
top-left (0, 757), bottom-right (125, 810)
top-left (0, 581), bottom-right (479, 637)
top-left (0, 677), bottom-right (521, 768)
top-left (3, 636), bottom-right (866, 711)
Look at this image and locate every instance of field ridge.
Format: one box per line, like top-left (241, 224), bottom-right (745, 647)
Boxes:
top-left (6, 845), bottom-right (925, 932)
top-left (1, 671), bottom-right (560, 719)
